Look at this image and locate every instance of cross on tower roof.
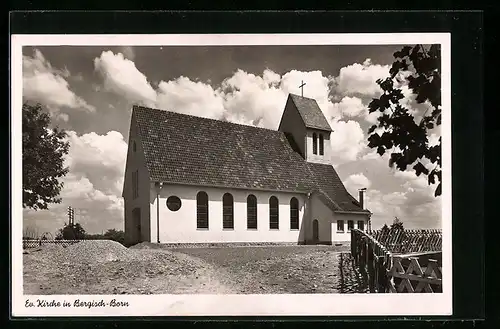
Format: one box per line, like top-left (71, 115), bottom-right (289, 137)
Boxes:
top-left (299, 80), bottom-right (306, 97)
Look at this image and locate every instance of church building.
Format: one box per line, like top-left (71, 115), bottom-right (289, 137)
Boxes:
top-left (122, 93), bottom-right (371, 245)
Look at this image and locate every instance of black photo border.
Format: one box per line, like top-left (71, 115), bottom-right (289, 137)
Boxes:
top-left (8, 10), bottom-right (485, 327)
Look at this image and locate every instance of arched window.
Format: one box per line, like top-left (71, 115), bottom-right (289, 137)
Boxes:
top-left (269, 196), bottom-right (279, 230)
top-left (222, 193), bottom-right (234, 229)
top-left (312, 133), bottom-right (318, 155)
top-left (247, 194), bottom-right (257, 229)
top-left (319, 134), bottom-right (324, 155)
top-left (290, 197), bottom-right (299, 230)
top-left (196, 191), bottom-right (209, 229)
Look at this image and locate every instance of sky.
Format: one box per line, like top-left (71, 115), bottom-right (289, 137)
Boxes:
top-left (21, 44), bottom-right (442, 236)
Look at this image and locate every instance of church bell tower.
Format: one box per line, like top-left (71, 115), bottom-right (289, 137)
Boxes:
top-left (278, 93), bottom-right (333, 165)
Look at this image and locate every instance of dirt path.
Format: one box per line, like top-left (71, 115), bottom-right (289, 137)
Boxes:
top-left (173, 245), bottom-right (346, 294)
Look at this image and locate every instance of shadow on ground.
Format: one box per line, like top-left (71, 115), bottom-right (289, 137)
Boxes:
top-left (338, 252), bottom-right (369, 293)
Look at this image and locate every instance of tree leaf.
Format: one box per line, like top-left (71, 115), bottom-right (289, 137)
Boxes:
top-left (368, 124), bottom-right (377, 134)
top-left (434, 183), bottom-right (442, 197)
top-left (413, 162), bottom-right (429, 176)
top-left (365, 44), bottom-right (442, 198)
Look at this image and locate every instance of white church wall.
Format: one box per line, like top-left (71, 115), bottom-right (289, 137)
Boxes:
top-left (123, 115), bottom-right (151, 245)
top-left (308, 194), bottom-right (370, 244)
top-left (278, 97), bottom-right (307, 157)
top-left (309, 194), bottom-right (334, 243)
top-left (305, 130), bottom-right (331, 165)
top-left (331, 213), bottom-right (370, 242)
top-left (149, 184), bottom-right (308, 244)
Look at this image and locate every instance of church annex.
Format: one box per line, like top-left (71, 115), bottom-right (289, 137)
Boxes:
top-left (122, 93), bottom-right (371, 245)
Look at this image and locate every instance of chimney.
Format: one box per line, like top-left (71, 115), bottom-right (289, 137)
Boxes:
top-left (358, 188), bottom-right (366, 209)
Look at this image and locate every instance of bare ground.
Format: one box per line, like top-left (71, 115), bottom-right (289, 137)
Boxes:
top-left (171, 245), bottom-right (350, 294)
top-left (23, 241), bottom-right (366, 295)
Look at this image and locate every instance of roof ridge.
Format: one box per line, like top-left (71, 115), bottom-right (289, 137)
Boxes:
top-left (133, 104), bottom-right (281, 134)
top-left (288, 95), bottom-right (309, 124)
top-left (289, 93), bottom-right (317, 101)
top-left (287, 94), bottom-right (333, 132)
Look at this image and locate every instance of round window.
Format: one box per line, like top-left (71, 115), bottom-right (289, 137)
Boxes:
top-left (166, 196), bottom-right (182, 211)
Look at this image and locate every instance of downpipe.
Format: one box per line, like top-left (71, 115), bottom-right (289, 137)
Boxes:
top-left (155, 182), bottom-right (162, 243)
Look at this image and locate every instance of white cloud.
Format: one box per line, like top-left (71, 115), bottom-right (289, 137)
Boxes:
top-left (395, 170), bottom-right (429, 189)
top-left (330, 96), bottom-right (380, 124)
top-left (157, 76), bottom-right (225, 119)
top-left (332, 96), bottom-right (365, 117)
top-left (361, 164), bottom-right (440, 229)
top-left (23, 49), bottom-right (95, 113)
top-left (263, 69), bottom-right (281, 86)
top-left (280, 70), bottom-right (333, 102)
top-left (363, 189), bottom-right (386, 217)
top-left (120, 46), bottom-right (135, 61)
top-left (65, 130), bottom-right (127, 175)
top-left (382, 191), bottom-right (408, 206)
top-left (344, 173), bottom-right (372, 196)
top-left (334, 58), bottom-right (389, 97)
top-left (350, 138), bottom-right (441, 230)
top-left (24, 130), bottom-right (128, 235)
top-left (329, 119), bottom-right (366, 163)
top-left (220, 69), bottom-right (287, 128)
top-left (360, 146), bottom-right (393, 162)
top-left (60, 173), bottom-right (95, 199)
top-left (94, 51), bottom-right (157, 105)
top-left (92, 54), bottom-right (337, 131)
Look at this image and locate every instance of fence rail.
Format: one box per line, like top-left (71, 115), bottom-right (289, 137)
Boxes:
top-left (22, 239), bottom-right (82, 249)
top-left (351, 229), bottom-right (443, 293)
top-left (388, 256), bottom-right (442, 293)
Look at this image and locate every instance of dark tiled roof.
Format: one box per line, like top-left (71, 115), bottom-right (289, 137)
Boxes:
top-left (306, 163), bottom-right (370, 213)
top-left (289, 94), bottom-right (333, 132)
top-left (132, 105), bottom-right (367, 214)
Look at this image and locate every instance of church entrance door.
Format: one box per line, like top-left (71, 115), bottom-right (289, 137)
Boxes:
top-left (132, 207), bottom-right (141, 243)
top-left (312, 219), bottom-right (319, 243)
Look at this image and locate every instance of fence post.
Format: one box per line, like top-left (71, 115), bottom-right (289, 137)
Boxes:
top-left (351, 230), bottom-right (356, 257)
top-left (353, 231), bottom-right (359, 266)
top-left (367, 242), bottom-right (375, 292)
top-left (359, 236), bottom-right (364, 268)
top-left (376, 256), bottom-right (385, 293)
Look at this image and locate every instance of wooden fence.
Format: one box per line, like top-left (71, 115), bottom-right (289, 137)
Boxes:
top-left (22, 239), bottom-right (82, 249)
top-left (351, 229), bottom-right (442, 293)
top-left (367, 229), bottom-right (442, 254)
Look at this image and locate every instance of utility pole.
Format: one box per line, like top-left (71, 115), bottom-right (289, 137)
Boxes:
top-left (67, 206), bottom-right (75, 227)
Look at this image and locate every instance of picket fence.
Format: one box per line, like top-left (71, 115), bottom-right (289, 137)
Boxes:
top-left (367, 228), bottom-right (442, 254)
top-left (351, 228), bottom-right (443, 293)
top-left (22, 239), bottom-right (82, 249)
